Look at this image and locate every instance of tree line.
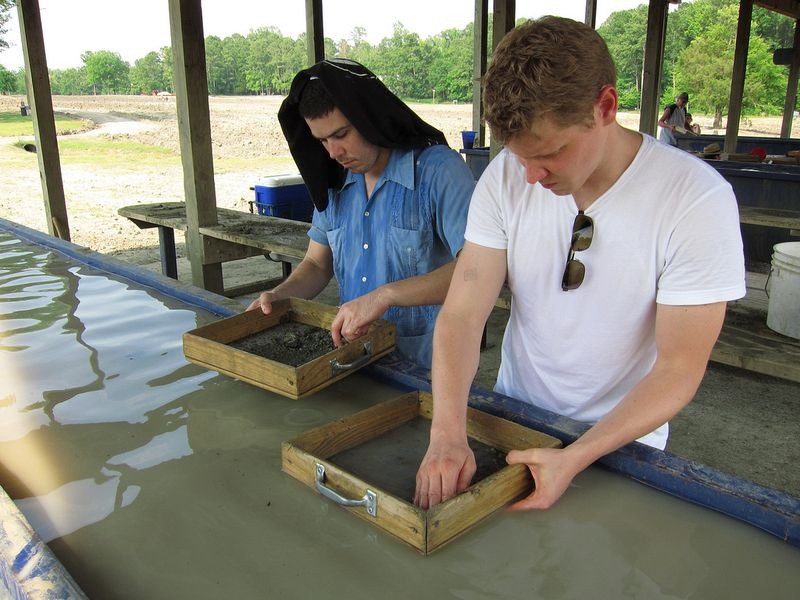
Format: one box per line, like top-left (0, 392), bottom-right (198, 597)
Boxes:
top-left (0, 0), bottom-right (797, 122)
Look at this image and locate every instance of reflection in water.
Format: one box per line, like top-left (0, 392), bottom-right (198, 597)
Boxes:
top-left (0, 232), bottom-right (206, 533)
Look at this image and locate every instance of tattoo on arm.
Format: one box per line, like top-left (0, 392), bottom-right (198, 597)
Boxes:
top-left (463, 268), bottom-right (478, 282)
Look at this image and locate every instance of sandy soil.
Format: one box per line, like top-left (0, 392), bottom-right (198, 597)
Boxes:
top-left (0, 93), bottom-right (797, 263)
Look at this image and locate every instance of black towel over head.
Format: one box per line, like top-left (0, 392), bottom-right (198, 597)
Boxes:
top-left (278, 59), bottom-right (448, 211)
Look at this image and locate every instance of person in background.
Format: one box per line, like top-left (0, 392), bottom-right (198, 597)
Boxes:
top-left (685, 112), bottom-right (701, 135)
top-left (414, 17), bottom-right (744, 511)
top-left (658, 91), bottom-right (689, 145)
top-left (246, 59), bottom-right (475, 368)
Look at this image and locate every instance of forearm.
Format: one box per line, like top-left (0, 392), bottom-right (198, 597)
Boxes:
top-left (270, 257), bottom-right (332, 300)
top-left (375, 260), bottom-right (457, 309)
top-left (428, 304), bottom-right (484, 441)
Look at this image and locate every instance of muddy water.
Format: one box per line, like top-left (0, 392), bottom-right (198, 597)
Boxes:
top-left (0, 231), bottom-right (798, 600)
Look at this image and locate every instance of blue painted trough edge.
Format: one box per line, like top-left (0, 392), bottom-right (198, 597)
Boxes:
top-left (0, 487), bottom-right (87, 599)
top-left (0, 217), bottom-right (797, 595)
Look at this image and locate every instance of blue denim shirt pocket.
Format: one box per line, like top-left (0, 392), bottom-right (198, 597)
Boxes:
top-left (386, 225), bottom-right (435, 337)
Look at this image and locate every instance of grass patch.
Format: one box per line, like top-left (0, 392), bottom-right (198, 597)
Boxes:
top-left (58, 138), bottom-right (178, 166)
top-left (0, 111), bottom-right (90, 136)
top-left (4, 137), bottom-right (179, 168)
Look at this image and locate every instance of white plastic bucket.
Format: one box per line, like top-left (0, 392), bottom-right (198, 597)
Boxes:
top-left (766, 242), bottom-right (800, 340)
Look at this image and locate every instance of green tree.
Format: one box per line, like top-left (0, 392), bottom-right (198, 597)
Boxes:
top-left (0, 0), bottom-right (13, 53)
top-left (130, 51), bottom-right (165, 94)
top-left (50, 67), bottom-right (90, 95)
top-left (0, 62), bottom-right (14, 93)
top-left (222, 33), bottom-right (249, 94)
top-left (427, 24), bottom-right (474, 102)
top-left (341, 26), bottom-right (378, 66)
top-left (245, 27), bottom-right (282, 94)
top-left (270, 35), bottom-right (306, 93)
top-left (81, 50), bottom-right (130, 94)
top-left (752, 4), bottom-right (794, 48)
top-left (598, 6), bottom-right (648, 109)
top-left (159, 46), bottom-right (173, 93)
top-left (374, 22), bottom-right (431, 99)
top-left (205, 35), bottom-right (229, 94)
top-left (675, 3), bottom-right (786, 127)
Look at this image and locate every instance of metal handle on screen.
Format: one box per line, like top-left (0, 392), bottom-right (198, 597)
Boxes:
top-left (315, 463), bottom-right (378, 517)
top-left (330, 341), bottom-right (373, 376)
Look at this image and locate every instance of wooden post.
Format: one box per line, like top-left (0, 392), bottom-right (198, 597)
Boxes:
top-left (168, 0), bottom-right (223, 293)
top-left (306, 0), bottom-right (324, 66)
top-left (639, 0), bottom-right (669, 137)
top-left (489, 0), bottom-right (515, 160)
top-left (491, 0), bottom-right (516, 50)
top-left (780, 19), bottom-right (800, 138)
top-left (585, 0), bottom-right (598, 28)
top-left (472, 0), bottom-right (488, 144)
top-left (16, 0), bottom-right (69, 241)
top-left (725, 0), bottom-right (752, 154)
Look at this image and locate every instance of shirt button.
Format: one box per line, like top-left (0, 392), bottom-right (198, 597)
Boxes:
top-left (363, 243), bottom-right (369, 250)
top-left (361, 276), bottom-right (367, 283)
top-left (364, 211), bottom-right (370, 217)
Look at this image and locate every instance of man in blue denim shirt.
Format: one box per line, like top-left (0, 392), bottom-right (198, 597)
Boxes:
top-left (247, 60), bottom-right (475, 368)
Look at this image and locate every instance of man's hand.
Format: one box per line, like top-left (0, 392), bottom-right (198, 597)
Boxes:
top-left (505, 446), bottom-right (584, 511)
top-left (246, 291), bottom-right (280, 314)
top-left (414, 435), bottom-right (476, 509)
top-left (330, 288), bottom-right (390, 347)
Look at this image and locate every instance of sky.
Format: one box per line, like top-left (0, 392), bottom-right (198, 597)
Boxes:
top-left (0, 0), bottom-right (649, 71)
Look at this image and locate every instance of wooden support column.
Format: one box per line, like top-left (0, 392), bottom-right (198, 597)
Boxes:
top-left (725, 0), bottom-right (752, 154)
top-left (472, 0), bottom-right (488, 144)
top-left (306, 0), bottom-right (324, 65)
top-left (780, 18), bottom-right (800, 138)
top-left (491, 0), bottom-right (516, 50)
top-left (585, 0), bottom-right (598, 28)
top-left (489, 0), bottom-right (515, 160)
top-left (639, 0), bottom-right (669, 137)
top-left (16, 0), bottom-right (69, 240)
top-left (168, 0), bottom-right (223, 294)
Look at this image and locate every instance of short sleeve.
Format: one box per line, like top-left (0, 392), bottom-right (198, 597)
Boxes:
top-left (656, 183), bottom-right (746, 305)
top-left (421, 147), bottom-right (475, 257)
top-left (308, 198), bottom-right (331, 246)
top-left (464, 151), bottom-right (511, 250)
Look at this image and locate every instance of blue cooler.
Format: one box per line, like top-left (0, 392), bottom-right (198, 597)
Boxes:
top-left (252, 174), bottom-right (314, 222)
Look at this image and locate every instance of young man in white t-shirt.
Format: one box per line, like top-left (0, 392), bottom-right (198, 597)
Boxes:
top-left (414, 17), bottom-right (745, 511)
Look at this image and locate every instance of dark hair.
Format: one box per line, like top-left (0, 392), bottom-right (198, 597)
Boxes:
top-left (298, 79), bottom-right (336, 120)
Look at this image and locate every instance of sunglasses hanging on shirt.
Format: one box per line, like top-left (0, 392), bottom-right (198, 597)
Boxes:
top-left (561, 211), bottom-right (594, 291)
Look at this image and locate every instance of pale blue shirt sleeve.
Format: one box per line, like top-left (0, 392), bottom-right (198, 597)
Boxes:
top-left (308, 193), bottom-right (333, 246)
top-left (416, 145), bottom-right (475, 258)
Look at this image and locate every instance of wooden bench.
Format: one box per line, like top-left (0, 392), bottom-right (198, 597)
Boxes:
top-left (738, 206), bottom-right (800, 236)
top-left (119, 201), bottom-right (310, 296)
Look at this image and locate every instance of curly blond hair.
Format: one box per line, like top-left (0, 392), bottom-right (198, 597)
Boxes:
top-left (483, 16), bottom-right (616, 143)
